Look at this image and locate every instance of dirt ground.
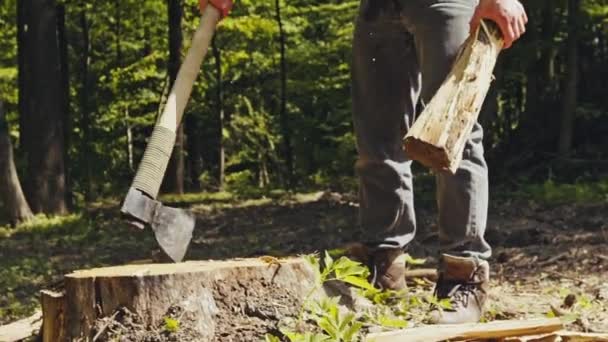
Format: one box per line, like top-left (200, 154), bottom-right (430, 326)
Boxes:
top-left (0, 190), bottom-right (607, 340)
top-left (185, 192), bottom-right (608, 337)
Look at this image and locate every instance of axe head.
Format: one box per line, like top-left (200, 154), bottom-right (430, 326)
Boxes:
top-left (121, 188), bottom-right (194, 262)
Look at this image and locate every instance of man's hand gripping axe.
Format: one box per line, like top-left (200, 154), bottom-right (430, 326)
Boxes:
top-left (121, 0), bottom-right (233, 263)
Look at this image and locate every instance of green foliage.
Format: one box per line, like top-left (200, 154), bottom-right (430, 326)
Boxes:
top-left (0, 209), bottom-right (157, 325)
top-left (321, 252), bottom-right (375, 291)
top-left (287, 253), bottom-right (441, 340)
top-left (304, 297), bottom-right (362, 341)
top-left (265, 334), bottom-right (283, 342)
top-left (2, 0), bottom-right (607, 206)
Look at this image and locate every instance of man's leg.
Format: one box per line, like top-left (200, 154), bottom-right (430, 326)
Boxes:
top-left (401, 0), bottom-right (491, 323)
top-left (351, 0), bottom-right (420, 289)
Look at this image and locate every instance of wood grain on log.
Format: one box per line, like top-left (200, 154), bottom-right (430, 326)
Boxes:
top-left (558, 331), bottom-right (608, 342)
top-left (404, 20), bottom-right (503, 173)
top-left (365, 318), bottom-right (563, 342)
top-left (41, 258), bottom-right (315, 341)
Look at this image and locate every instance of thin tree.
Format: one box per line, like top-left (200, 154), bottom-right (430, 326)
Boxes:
top-left (20, 0), bottom-right (68, 214)
top-left (275, 0), bottom-right (293, 188)
top-left (212, 37), bottom-right (225, 189)
top-left (0, 101), bottom-right (34, 225)
top-left (163, 0), bottom-right (185, 194)
top-left (57, 3), bottom-right (72, 209)
top-left (558, 0), bottom-right (580, 156)
top-left (79, 5), bottom-right (94, 201)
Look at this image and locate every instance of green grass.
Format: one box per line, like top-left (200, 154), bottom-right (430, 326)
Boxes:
top-left (0, 190), bottom-right (345, 325)
top-left (515, 179), bottom-right (608, 204)
top-left (0, 212), bottom-right (157, 324)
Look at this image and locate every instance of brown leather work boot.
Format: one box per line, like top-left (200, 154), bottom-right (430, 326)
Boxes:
top-left (370, 248), bottom-right (407, 291)
top-left (344, 243), bottom-right (407, 291)
top-left (429, 254), bottom-right (489, 324)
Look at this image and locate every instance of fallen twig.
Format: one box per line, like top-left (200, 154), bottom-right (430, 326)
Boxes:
top-left (539, 251), bottom-right (570, 267)
top-left (546, 270), bottom-right (588, 285)
top-left (92, 310), bottom-right (120, 341)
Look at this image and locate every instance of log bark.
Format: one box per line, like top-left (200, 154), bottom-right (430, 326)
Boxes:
top-left (41, 290), bottom-right (65, 342)
top-left (41, 258), bottom-right (315, 341)
top-left (404, 20), bottom-right (503, 173)
top-left (366, 318), bottom-right (563, 342)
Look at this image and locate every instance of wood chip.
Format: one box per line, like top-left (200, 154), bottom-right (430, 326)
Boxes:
top-left (0, 310), bottom-right (42, 342)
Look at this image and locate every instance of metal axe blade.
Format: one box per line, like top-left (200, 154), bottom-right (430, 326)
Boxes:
top-left (121, 188), bottom-right (194, 262)
top-left (150, 205), bottom-right (195, 262)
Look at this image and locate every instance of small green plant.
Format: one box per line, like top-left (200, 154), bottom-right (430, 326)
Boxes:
top-left (305, 297), bottom-right (363, 341)
top-left (280, 253), bottom-right (427, 341)
top-left (163, 317), bottom-right (180, 333)
top-left (425, 295), bottom-right (452, 311)
top-left (280, 331), bottom-right (333, 342)
top-left (265, 334), bottom-right (283, 342)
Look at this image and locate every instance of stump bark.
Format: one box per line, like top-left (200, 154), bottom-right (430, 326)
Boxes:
top-left (404, 20), bottom-right (503, 173)
top-left (41, 258), bottom-right (315, 341)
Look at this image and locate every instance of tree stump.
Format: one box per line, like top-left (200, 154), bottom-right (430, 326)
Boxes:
top-left (41, 258), bottom-right (315, 341)
top-left (404, 20), bottom-right (503, 173)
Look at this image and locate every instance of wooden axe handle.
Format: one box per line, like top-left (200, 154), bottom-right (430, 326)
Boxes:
top-left (157, 6), bottom-right (220, 132)
top-left (131, 6), bottom-right (221, 199)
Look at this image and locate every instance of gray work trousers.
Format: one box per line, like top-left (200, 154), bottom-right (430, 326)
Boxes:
top-left (352, 0), bottom-right (491, 259)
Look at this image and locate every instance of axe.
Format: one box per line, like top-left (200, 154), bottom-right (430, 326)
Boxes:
top-left (121, 2), bottom-right (231, 263)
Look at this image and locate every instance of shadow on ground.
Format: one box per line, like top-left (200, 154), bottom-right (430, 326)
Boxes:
top-left (0, 191), bottom-right (607, 332)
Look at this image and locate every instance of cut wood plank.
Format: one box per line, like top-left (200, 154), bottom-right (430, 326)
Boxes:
top-left (404, 268), bottom-right (438, 281)
top-left (404, 20), bottom-right (503, 173)
top-left (504, 333), bottom-right (560, 342)
top-left (558, 330), bottom-right (608, 342)
top-left (0, 310), bottom-right (42, 342)
top-left (365, 318), bottom-right (563, 342)
top-left (41, 257), bottom-right (315, 341)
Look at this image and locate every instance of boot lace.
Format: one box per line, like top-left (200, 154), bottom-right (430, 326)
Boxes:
top-left (433, 265), bottom-right (484, 310)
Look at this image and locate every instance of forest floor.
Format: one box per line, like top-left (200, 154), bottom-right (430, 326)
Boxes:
top-left (0, 186), bottom-right (607, 339)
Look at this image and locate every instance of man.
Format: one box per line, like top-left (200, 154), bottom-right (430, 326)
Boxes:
top-left (351, 0), bottom-right (527, 324)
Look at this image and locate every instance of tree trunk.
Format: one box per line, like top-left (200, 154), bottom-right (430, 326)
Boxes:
top-left (115, 0), bottom-right (122, 66)
top-left (163, 0), bottom-right (185, 194)
top-left (558, 0), bottom-right (580, 156)
top-left (275, 0), bottom-right (293, 188)
top-left (212, 37), bottom-right (225, 189)
top-left (0, 101), bottom-right (34, 225)
top-left (21, 0), bottom-right (67, 214)
top-left (57, 3), bottom-right (72, 209)
top-left (17, 0), bottom-right (28, 151)
top-left (79, 8), bottom-right (94, 202)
